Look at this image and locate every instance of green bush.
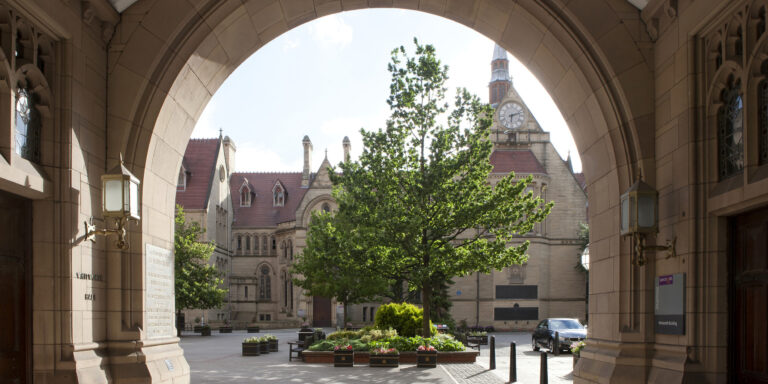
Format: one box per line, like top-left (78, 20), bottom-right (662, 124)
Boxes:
top-left (374, 303), bottom-right (437, 337)
top-left (326, 330), bottom-right (362, 340)
top-left (359, 327), bottom-right (398, 343)
top-left (308, 338), bottom-right (369, 351)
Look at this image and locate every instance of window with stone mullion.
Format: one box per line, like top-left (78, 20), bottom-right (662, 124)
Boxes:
top-left (14, 86), bottom-right (41, 163)
top-left (717, 82), bottom-right (744, 179)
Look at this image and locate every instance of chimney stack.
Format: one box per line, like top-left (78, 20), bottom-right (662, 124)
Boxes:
top-left (222, 135), bottom-right (236, 176)
top-left (342, 136), bottom-right (351, 162)
top-left (302, 135), bottom-right (313, 187)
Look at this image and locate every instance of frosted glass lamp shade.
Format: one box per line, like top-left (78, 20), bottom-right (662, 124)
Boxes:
top-left (101, 160), bottom-right (141, 220)
top-left (620, 179), bottom-right (658, 236)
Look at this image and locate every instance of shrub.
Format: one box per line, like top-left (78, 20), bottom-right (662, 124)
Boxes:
top-left (374, 303), bottom-right (436, 337)
top-left (326, 330), bottom-right (362, 340)
top-left (359, 327), bottom-right (397, 343)
top-left (243, 337), bottom-right (260, 343)
top-left (308, 338), bottom-right (369, 351)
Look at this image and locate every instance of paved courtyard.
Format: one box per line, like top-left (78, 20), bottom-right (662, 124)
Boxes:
top-left (180, 329), bottom-right (574, 383)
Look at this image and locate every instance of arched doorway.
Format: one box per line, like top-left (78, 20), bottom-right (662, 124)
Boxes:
top-left (107, 1), bottom-right (651, 382)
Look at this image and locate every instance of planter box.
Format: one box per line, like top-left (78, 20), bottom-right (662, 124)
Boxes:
top-left (302, 350), bottom-right (479, 364)
top-left (370, 354), bottom-right (399, 367)
top-left (219, 327), bottom-right (233, 333)
top-left (417, 351), bottom-right (437, 368)
top-left (268, 339), bottom-right (278, 352)
top-left (200, 328), bottom-right (211, 336)
top-left (259, 342), bottom-right (269, 354)
top-left (242, 343), bottom-right (260, 356)
top-left (333, 350), bottom-right (354, 367)
top-left (573, 353), bottom-right (580, 368)
top-left (247, 326), bottom-right (260, 333)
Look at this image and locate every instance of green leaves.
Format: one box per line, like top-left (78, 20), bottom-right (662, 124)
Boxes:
top-left (174, 205), bottom-right (227, 311)
top-left (329, 39), bottom-right (552, 337)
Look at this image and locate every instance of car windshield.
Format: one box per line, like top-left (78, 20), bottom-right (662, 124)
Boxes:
top-left (549, 319), bottom-right (583, 330)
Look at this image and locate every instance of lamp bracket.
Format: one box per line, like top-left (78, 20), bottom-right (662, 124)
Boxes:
top-left (632, 234), bottom-right (677, 267)
top-left (84, 216), bottom-right (132, 250)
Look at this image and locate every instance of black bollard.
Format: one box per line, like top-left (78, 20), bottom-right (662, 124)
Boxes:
top-left (490, 335), bottom-right (496, 370)
top-left (509, 342), bottom-right (517, 383)
top-left (540, 351), bottom-right (548, 384)
top-left (554, 332), bottom-right (560, 356)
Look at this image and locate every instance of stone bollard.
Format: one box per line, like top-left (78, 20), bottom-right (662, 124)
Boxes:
top-left (490, 335), bottom-right (496, 370)
top-left (554, 332), bottom-right (560, 356)
top-left (509, 342), bottom-right (517, 383)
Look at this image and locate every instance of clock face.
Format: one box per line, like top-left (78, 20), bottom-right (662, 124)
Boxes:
top-left (499, 102), bottom-right (525, 130)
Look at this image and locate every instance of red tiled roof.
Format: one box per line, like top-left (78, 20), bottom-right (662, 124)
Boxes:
top-left (489, 150), bottom-right (546, 175)
top-left (230, 172), bottom-right (309, 228)
top-left (176, 138), bottom-right (220, 210)
top-left (573, 172), bottom-right (587, 190)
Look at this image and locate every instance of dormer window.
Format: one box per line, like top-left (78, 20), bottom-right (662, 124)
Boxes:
top-left (240, 179), bottom-right (252, 207)
top-left (177, 165), bottom-right (187, 191)
top-left (273, 181), bottom-right (285, 207)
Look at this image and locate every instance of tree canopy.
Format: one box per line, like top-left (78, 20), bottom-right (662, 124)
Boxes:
top-left (174, 205), bottom-right (227, 318)
top-left (329, 39), bottom-right (553, 336)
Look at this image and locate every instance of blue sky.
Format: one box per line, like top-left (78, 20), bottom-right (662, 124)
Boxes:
top-left (192, 9), bottom-right (581, 173)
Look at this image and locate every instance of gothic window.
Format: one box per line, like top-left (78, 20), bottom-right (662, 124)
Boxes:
top-left (282, 241), bottom-right (287, 258)
top-left (262, 235), bottom-right (267, 251)
top-left (14, 85), bottom-right (41, 163)
top-left (718, 78), bottom-right (744, 179)
top-left (244, 286), bottom-right (248, 298)
top-left (760, 70), bottom-right (768, 165)
top-left (273, 183), bottom-right (285, 206)
top-left (254, 237), bottom-right (259, 254)
top-left (237, 235), bottom-right (242, 250)
top-left (289, 240), bottom-right (293, 260)
top-left (245, 236), bottom-right (250, 251)
top-left (272, 237), bottom-right (276, 251)
top-left (240, 180), bottom-right (251, 207)
top-left (283, 271), bottom-right (288, 307)
top-left (259, 266), bottom-right (271, 299)
top-left (322, 203), bottom-right (331, 213)
top-left (177, 166), bottom-right (186, 190)
top-left (290, 281), bottom-right (294, 309)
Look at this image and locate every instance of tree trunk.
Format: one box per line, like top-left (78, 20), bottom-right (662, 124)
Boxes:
top-left (422, 283), bottom-right (432, 337)
top-left (342, 301), bottom-right (348, 330)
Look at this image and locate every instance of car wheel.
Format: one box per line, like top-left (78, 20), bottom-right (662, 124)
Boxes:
top-left (547, 338), bottom-right (554, 353)
top-left (532, 337), bottom-right (539, 351)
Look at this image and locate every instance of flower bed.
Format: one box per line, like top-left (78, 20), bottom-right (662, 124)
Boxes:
top-left (302, 350), bottom-right (478, 364)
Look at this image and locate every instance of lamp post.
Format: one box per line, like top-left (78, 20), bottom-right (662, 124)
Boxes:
top-left (620, 178), bottom-right (675, 266)
top-left (85, 155), bottom-right (140, 249)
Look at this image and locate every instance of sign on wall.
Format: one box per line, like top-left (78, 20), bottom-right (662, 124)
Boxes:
top-left (146, 244), bottom-right (175, 339)
top-left (655, 273), bottom-right (685, 335)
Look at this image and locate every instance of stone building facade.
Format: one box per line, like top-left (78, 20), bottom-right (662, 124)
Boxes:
top-left (1, 0), bottom-right (766, 383)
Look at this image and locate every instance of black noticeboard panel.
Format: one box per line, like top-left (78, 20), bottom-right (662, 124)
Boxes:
top-left (494, 307), bottom-right (539, 321)
top-left (496, 285), bottom-right (538, 299)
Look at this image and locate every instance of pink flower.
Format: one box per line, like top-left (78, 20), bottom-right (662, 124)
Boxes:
top-left (346, 345), bottom-right (353, 350)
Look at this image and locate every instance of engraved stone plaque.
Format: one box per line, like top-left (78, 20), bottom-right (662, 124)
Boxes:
top-left (146, 244), bottom-right (175, 339)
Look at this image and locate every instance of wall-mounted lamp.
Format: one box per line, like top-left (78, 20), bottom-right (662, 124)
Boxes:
top-left (620, 178), bottom-right (675, 266)
top-left (84, 155), bottom-right (141, 250)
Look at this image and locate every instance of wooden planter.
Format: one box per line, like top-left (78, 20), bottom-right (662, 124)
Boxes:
top-left (247, 326), bottom-right (260, 333)
top-left (219, 327), bottom-right (233, 333)
top-left (369, 354), bottom-right (399, 368)
top-left (242, 343), bottom-right (261, 356)
top-left (417, 351), bottom-right (437, 368)
top-left (268, 339), bottom-right (278, 352)
top-left (259, 341), bottom-right (269, 354)
top-left (333, 350), bottom-right (354, 367)
top-left (200, 328), bottom-right (211, 336)
top-left (303, 350), bottom-right (479, 364)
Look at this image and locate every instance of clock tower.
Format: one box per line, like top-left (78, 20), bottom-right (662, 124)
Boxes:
top-left (489, 45), bottom-right (542, 147)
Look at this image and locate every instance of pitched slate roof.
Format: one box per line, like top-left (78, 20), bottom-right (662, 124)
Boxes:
top-left (230, 172), bottom-right (309, 228)
top-left (573, 172), bottom-right (587, 190)
top-left (489, 149), bottom-right (546, 175)
top-left (176, 138), bottom-right (220, 210)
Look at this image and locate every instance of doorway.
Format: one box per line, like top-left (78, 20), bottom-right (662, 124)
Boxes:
top-left (730, 206), bottom-right (768, 383)
top-left (312, 296), bottom-right (332, 328)
top-left (0, 190), bottom-right (32, 383)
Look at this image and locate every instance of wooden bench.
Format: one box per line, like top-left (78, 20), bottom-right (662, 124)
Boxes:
top-left (289, 335), bottom-right (314, 361)
top-left (460, 333), bottom-right (480, 351)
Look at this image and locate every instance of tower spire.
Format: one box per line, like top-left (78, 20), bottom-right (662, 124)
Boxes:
top-left (489, 44), bottom-right (512, 107)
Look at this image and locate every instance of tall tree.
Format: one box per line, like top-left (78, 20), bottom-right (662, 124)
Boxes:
top-left (174, 205), bottom-right (227, 334)
top-left (331, 39), bottom-right (553, 336)
top-left (291, 211), bottom-right (389, 328)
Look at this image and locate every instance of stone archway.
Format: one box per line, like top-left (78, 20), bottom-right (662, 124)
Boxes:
top-left (106, 1), bottom-right (653, 382)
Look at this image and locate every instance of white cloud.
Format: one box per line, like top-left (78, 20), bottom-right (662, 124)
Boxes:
top-left (191, 102), bottom-right (220, 138)
top-left (283, 38), bottom-right (300, 51)
top-left (235, 141), bottom-right (302, 172)
top-left (309, 14), bottom-right (353, 47)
